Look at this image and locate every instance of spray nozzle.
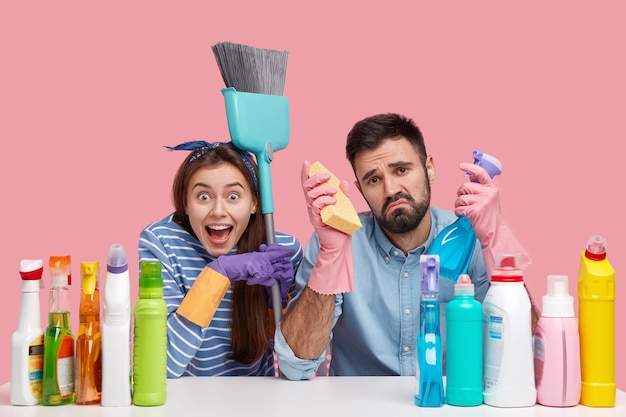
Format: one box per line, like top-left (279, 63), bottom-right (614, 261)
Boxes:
top-left (420, 254), bottom-right (440, 294)
top-left (469, 150), bottom-right (502, 181)
top-left (49, 256), bottom-right (72, 287)
top-left (80, 262), bottom-right (99, 295)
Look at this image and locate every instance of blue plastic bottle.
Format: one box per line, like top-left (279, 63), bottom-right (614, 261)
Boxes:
top-left (414, 254), bottom-right (444, 407)
top-left (427, 151), bottom-right (502, 281)
top-left (446, 274), bottom-right (483, 406)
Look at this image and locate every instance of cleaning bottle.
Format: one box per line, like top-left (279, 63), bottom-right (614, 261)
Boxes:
top-left (578, 234), bottom-right (615, 407)
top-left (414, 254), bottom-right (444, 407)
top-left (11, 259), bottom-right (45, 406)
top-left (445, 274), bottom-right (483, 406)
top-left (427, 150), bottom-right (502, 281)
top-left (132, 260), bottom-right (167, 406)
top-left (101, 243), bottom-right (132, 407)
top-left (482, 253), bottom-right (536, 407)
top-left (534, 274), bottom-right (581, 406)
top-left (75, 261), bottom-right (102, 404)
top-left (41, 255), bottom-right (75, 406)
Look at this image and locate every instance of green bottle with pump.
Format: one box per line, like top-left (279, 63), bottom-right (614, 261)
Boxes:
top-left (132, 261), bottom-right (167, 406)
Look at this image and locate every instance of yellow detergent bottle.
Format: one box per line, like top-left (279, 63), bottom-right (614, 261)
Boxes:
top-left (578, 234), bottom-right (615, 407)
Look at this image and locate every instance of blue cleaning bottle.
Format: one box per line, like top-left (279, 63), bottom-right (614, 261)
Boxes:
top-left (414, 254), bottom-right (445, 407)
top-left (427, 151), bottom-right (502, 281)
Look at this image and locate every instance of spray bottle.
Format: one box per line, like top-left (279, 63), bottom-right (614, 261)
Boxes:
top-left (414, 254), bottom-right (444, 407)
top-left (101, 243), bottom-right (132, 406)
top-left (445, 274), bottom-right (483, 406)
top-left (427, 150), bottom-right (502, 281)
top-left (132, 261), bottom-right (167, 406)
top-left (534, 274), bottom-right (581, 406)
top-left (75, 261), bottom-right (102, 404)
top-left (482, 254), bottom-right (536, 407)
top-left (11, 259), bottom-right (45, 406)
top-left (41, 255), bottom-right (75, 406)
top-left (578, 234), bottom-right (615, 407)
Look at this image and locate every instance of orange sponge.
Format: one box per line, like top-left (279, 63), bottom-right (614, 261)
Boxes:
top-left (308, 161), bottom-right (362, 235)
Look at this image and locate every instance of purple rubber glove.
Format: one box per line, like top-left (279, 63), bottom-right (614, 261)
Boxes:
top-left (259, 243), bottom-right (295, 308)
top-left (454, 162), bottom-right (532, 276)
top-left (207, 244), bottom-right (295, 288)
top-left (301, 160), bottom-right (354, 295)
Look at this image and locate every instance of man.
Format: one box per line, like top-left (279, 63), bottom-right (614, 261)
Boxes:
top-left (275, 113), bottom-right (531, 379)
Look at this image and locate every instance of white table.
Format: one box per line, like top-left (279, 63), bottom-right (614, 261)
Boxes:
top-left (1, 377), bottom-right (625, 416)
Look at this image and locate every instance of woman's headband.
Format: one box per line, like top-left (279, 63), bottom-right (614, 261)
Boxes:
top-left (165, 140), bottom-right (259, 193)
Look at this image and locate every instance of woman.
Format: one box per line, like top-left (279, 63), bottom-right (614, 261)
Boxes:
top-left (139, 140), bottom-right (302, 377)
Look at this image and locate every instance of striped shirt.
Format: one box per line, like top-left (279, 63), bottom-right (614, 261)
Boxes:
top-left (139, 214), bottom-right (302, 377)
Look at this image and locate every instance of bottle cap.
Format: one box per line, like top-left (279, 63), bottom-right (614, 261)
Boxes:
top-left (584, 234), bottom-right (607, 261)
top-left (139, 261), bottom-right (163, 289)
top-left (49, 256), bottom-right (72, 287)
top-left (542, 275), bottom-right (574, 317)
top-left (490, 253), bottom-right (523, 282)
top-left (420, 254), bottom-right (440, 294)
top-left (19, 259), bottom-right (44, 280)
top-left (454, 274), bottom-right (475, 296)
top-left (107, 243), bottom-right (129, 274)
top-left (81, 261), bottom-right (99, 295)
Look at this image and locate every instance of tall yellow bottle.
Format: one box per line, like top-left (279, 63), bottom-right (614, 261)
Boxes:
top-left (578, 234), bottom-right (615, 407)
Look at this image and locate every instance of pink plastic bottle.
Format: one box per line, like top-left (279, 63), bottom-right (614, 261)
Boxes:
top-left (534, 275), bottom-right (581, 406)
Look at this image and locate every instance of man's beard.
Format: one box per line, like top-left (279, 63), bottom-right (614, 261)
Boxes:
top-left (376, 187), bottom-right (430, 235)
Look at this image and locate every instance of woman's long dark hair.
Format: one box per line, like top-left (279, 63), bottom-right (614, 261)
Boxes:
top-left (171, 145), bottom-right (270, 364)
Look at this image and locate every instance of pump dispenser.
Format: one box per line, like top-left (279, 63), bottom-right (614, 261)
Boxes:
top-left (482, 254), bottom-right (536, 407)
top-left (427, 150), bottom-right (502, 281)
top-left (414, 254), bottom-right (444, 407)
top-left (534, 275), bottom-right (581, 406)
top-left (578, 234), bottom-right (615, 407)
top-left (42, 256), bottom-right (75, 406)
top-left (11, 259), bottom-right (45, 405)
top-left (446, 274), bottom-right (483, 406)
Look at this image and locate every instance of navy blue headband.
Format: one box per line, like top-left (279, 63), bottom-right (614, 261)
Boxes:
top-left (165, 140), bottom-right (259, 193)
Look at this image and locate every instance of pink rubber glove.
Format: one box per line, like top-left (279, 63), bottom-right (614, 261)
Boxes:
top-left (454, 162), bottom-right (532, 276)
top-left (301, 160), bottom-right (354, 295)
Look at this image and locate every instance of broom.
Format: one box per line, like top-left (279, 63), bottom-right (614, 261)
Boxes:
top-left (212, 41), bottom-right (290, 328)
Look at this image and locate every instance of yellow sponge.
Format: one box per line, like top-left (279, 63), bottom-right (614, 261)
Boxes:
top-left (308, 161), bottom-right (362, 235)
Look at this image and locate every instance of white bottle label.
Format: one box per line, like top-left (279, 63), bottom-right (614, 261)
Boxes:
top-left (484, 314), bottom-right (504, 389)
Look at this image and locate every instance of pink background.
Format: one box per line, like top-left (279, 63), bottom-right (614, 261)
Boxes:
top-left (1, 2), bottom-right (624, 388)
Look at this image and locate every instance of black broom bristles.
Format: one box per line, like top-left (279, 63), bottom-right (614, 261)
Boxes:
top-left (211, 41), bottom-right (288, 96)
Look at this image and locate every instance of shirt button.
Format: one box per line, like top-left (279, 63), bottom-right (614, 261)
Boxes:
top-left (403, 272), bottom-right (409, 278)
top-left (394, 250), bottom-right (399, 256)
top-left (403, 346), bottom-right (409, 352)
top-left (404, 309), bottom-right (410, 315)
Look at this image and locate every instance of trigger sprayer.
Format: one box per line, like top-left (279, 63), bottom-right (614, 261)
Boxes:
top-left (426, 150), bottom-right (502, 282)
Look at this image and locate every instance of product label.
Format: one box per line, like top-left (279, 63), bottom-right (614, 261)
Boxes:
top-left (484, 313), bottom-right (504, 389)
top-left (28, 335), bottom-right (44, 399)
top-left (534, 334), bottom-right (545, 384)
top-left (56, 336), bottom-right (75, 397)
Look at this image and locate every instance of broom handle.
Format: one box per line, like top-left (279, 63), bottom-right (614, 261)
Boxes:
top-left (263, 213), bottom-right (283, 327)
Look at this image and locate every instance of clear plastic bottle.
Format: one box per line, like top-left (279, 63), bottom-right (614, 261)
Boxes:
top-left (132, 261), bottom-right (167, 406)
top-left (482, 254), bottom-right (536, 407)
top-left (101, 243), bottom-right (132, 407)
top-left (578, 234), bottom-right (615, 407)
top-left (75, 261), bottom-right (102, 404)
top-left (414, 254), bottom-right (444, 407)
top-left (11, 259), bottom-right (45, 406)
top-left (41, 255), bottom-right (75, 406)
top-left (534, 274), bottom-right (581, 406)
top-left (445, 274), bottom-right (483, 406)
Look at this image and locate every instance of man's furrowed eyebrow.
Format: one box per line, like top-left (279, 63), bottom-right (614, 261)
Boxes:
top-left (360, 160), bottom-right (415, 183)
